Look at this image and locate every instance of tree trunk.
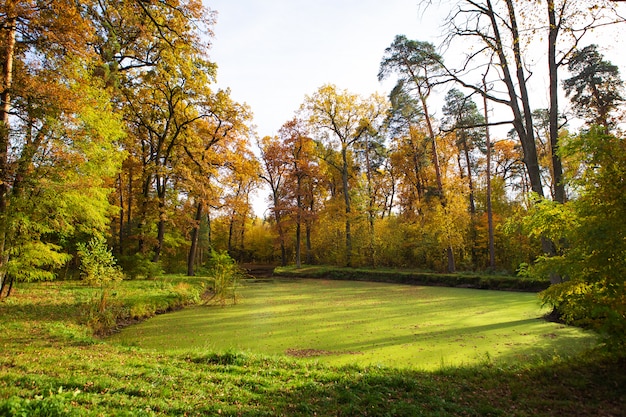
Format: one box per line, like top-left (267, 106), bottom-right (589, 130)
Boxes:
top-left (137, 173), bottom-right (151, 254)
top-left (152, 200), bottom-right (165, 263)
top-left (118, 174), bottom-right (124, 255)
top-left (295, 193), bottom-right (302, 268)
top-left (547, 0), bottom-right (566, 204)
top-left (502, 0), bottom-right (544, 197)
top-left (341, 147), bottom-right (353, 267)
top-left (418, 84), bottom-right (454, 272)
top-left (0, 4), bottom-right (16, 278)
top-left (462, 136), bottom-right (476, 214)
top-left (305, 200), bottom-right (313, 264)
top-left (483, 79), bottom-right (496, 269)
top-left (187, 202), bottom-right (203, 276)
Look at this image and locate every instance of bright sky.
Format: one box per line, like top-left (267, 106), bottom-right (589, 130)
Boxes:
top-left (205, 1), bottom-right (626, 215)
top-left (207, 1), bottom-right (626, 139)
top-left (207, 0), bottom-right (445, 137)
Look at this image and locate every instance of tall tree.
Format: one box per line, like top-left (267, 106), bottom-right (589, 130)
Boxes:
top-left (181, 90), bottom-right (252, 276)
top-left (563, 44), bottom-right (624, 128)
top-left (0, 0), bottom-right (127, 292)
top-left (258, 135), bottom-right (290, 266)
top-left (301, 85), bottom-right (385, 267)
top-left (442, 89), bottom-right (485, 215)
top-left (279, 118), bottom-right (319, 268)
top-left (379, 35), bottom-right (456, 272)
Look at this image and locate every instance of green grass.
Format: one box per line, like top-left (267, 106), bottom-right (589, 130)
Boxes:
top-left (110, 279), bottom-right (596, 370)
top-left (0, 277), bottom-right (624, 416)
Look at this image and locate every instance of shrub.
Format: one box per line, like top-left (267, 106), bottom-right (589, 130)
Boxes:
top-left (77, 236), bottom-right (123, 313)
top-left (206, 250), bottom-right (244, 306)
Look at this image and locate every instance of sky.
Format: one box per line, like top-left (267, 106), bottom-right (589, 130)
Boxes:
top-left (206, 0), bottom-right (445, 137)
top-left (206, 1), bottom-right (626, 139)
top-left (204, 1), bottom-right (626, 215)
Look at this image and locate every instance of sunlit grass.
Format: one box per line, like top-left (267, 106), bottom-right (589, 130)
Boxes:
top-left (0, 277), bottom-right (623, 416)
top-left (109, 279), bottom-right (597, 370)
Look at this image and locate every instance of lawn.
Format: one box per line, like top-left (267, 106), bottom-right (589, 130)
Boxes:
top-left (109, 278), bottom-right (597, 370)
top-left (0, 276), bottom-right (623, 416)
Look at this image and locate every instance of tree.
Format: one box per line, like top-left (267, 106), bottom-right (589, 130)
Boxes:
top-left (301, 85), bottom-right (385, 267)
top-left (379, 35), bottom-right (456, 272)
top-left (258, 135), bottom-right (290, 266)
top-left (530, 128), bottom-right (626, 345)
top-left (442, 88), bottom-right (485, 215)
top-left (563, 44), bottom-right (624, 128)
top-left (0, 1), bottom-right (126, 294)
top-left (181, 90), bottom-right (252, 276)
top-left (278, 118), bottom-right (319, 268)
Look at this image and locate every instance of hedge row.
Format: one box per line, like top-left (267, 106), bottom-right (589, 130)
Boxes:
top-left (273, 266), bottom-right (550, 292)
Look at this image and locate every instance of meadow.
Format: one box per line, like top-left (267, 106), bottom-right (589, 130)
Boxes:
top-left (0, 276), bottom-right (623, 416)
top-left (110, 279), bottom-right (597, 370)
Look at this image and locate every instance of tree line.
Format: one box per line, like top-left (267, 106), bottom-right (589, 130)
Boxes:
top-left (0, 0), bottom-right (625, 341)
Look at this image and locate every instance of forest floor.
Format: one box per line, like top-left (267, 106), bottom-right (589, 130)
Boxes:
top-left (0, 277), bottom-right (624, 416)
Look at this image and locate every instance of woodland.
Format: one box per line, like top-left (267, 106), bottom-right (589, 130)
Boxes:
top-left (0, 0), bottom-right (626, 345)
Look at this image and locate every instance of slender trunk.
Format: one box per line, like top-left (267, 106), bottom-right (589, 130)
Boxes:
top-left (364, 137), bottom-right (376, 267)
top-left (547, 0), bottom-right (565, 204)
top-left (187, 202), bottom-right (203, 276)
top-left (419, 88), bottom-right (444, 196)
top-left (295, 191), bottom-right (302, 268)
top-left (227, 210), bottom-right (235, 253)
top-left (127, 165), bottom-right (133, 241)
top-left (137, 171), bottom-right (151, 254)
top-left (305, 199), bottom-right (313, 264)
top-left (118, 174), bottom-right (124, 254)
top-left (6, 273), bottom-right (14, 297)
top-left (0, 5), bottom-right (17, 277)
top-left (0, 5), bottom-right (16, 216)
top-left (152, 174), bottom-right (167, 263)
top-left (483, 79), bottom-right (496, 269)
top-left (273, 197), bottom-right (287, 267)
top-left (462, 137), bottom-right (476, 214)
top-left (206, 211), bottom-right (212, 249)
top-left (152, 200), bottom-right (165, 263)
top-left (418, 85), bottom-right (454, 272)
top-left (341, 147), bottom-right (352, 267)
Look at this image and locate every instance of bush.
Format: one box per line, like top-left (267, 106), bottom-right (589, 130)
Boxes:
top-left (118, 253), bottom-right (163, 279)
top-left (273, 266), bottom-right (549, 292)
top-left (206, 250), bottom-right (244, 306)
top-left (77, 236), bottom-right (124, 313)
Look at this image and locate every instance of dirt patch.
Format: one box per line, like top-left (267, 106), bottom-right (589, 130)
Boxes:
top-left (285, 348), bottom-right (363, 358)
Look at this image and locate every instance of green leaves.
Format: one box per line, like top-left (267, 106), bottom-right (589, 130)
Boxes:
top-left (77, 236), bottom-right (123, 287)
top-left (530, 128), bottom-right (626, 344)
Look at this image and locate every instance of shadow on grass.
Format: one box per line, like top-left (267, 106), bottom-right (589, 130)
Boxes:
top-left (184, 350), bottom-right (626, 417)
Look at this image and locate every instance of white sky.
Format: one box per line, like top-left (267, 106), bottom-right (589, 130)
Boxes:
top-left (206, 1), bottom-right (626, 139)
top-left (205, 1), bottom-right (626, 215)
top-left (206, 0), bottom-right (446, 137)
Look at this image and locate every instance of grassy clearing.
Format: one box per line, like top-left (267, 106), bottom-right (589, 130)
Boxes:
top-left (0, 277), bottom-right (624, 416)
top-left (110, 279), bottom-right (597, 370)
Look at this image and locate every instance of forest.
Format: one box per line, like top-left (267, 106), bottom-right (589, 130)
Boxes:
top-left (1, 0), bottom-right (625, 343)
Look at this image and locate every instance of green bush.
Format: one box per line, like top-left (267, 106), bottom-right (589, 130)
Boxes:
top-left (274, 266), bottom-right (549, 292)
top-left (118, 253), bottom-right (163, 279)
top-left (207, 250), bottom-right (244, 306)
